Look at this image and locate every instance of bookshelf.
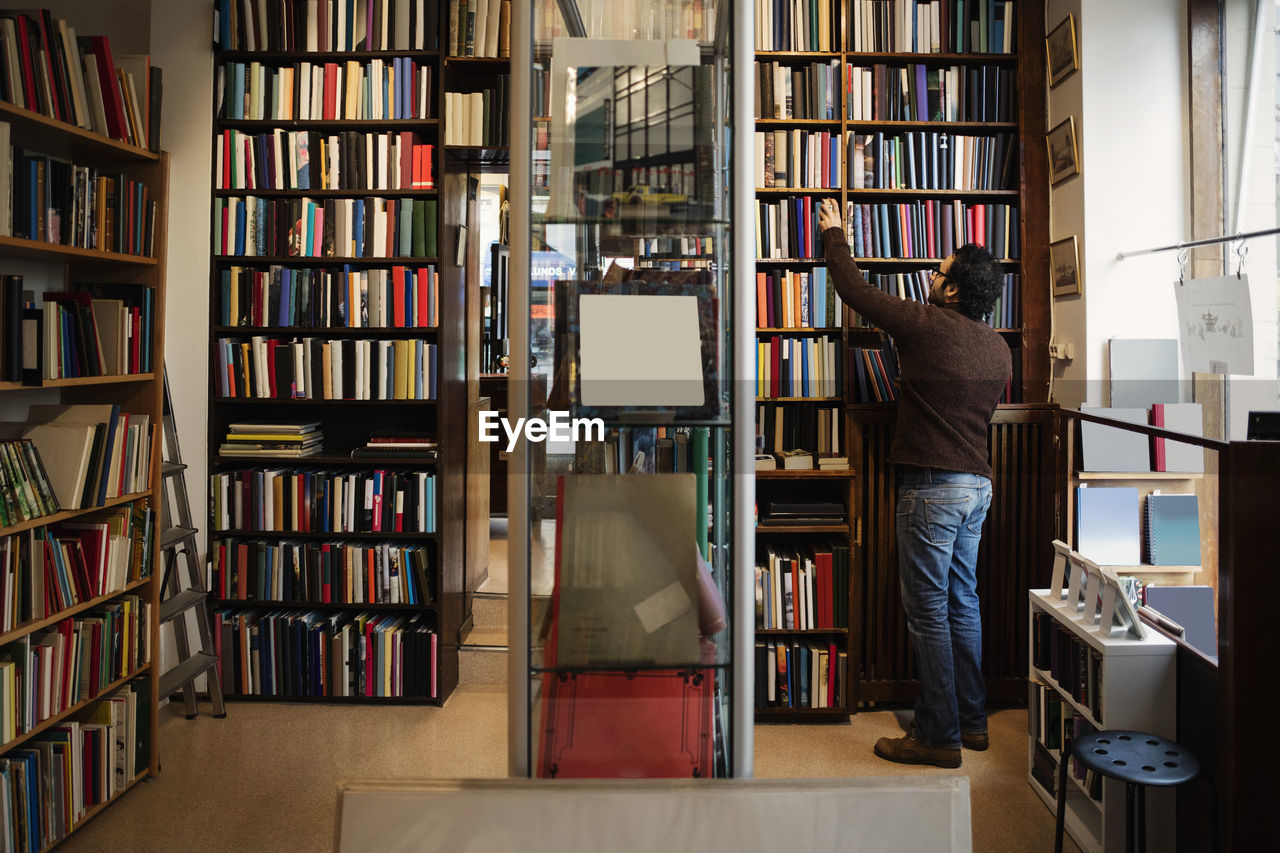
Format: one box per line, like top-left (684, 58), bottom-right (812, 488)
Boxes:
top-left (209, 0), bottom-right (465, 705)
top-left (754, 0), bottom-right (1050, 710)
top-left (0, 97), bottom-right (166, 851)
top-left (1027, 589), bottom-right (1176, 853)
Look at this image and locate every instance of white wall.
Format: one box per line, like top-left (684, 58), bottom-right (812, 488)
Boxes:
top-left (150, 0), bottom-right (213, 540)
top-left (1048, 0), bottom-right (1191, 408)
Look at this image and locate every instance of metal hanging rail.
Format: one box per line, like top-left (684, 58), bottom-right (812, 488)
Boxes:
top-left (1116, 225), bottom-right (1280, 260)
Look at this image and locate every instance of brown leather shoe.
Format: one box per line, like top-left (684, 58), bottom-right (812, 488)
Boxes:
top-left (962, 731), bottom-right (989, 751)
top-left (873, 733), bottom-right (961, 768)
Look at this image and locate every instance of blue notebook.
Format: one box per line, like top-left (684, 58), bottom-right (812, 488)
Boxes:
top-left (1144, 494), bottom-right (1202, 566)
top-left (1076, 486), bottom-right (1140, 565)
top-left (1145, 585), bottom-right (1216, 660)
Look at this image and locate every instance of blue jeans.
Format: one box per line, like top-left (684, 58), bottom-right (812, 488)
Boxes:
top-left (895, 468), bottom-right (993, 750)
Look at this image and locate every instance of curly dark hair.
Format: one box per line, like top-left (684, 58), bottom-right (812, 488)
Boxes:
top-left (946, 243), bottom-right (1004, 322)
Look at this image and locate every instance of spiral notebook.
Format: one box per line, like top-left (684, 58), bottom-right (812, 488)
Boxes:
top-left (1144, 493), bottom-right (1202, 566)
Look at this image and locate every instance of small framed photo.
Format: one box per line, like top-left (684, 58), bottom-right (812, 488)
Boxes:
top-left (1046, 15), bottom-right (1079, 88)
top-left (1047, 117), bottom-right (1079, 185)
top-left (1050, 236), bottom-right (1081, 297)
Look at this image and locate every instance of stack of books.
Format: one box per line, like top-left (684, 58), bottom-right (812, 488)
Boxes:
top-left (350, 430), bottom-right (437, 460)
top-left (817, 455), bottom-right (849, 471)
top-left (757, 500), bottom-right (844, 527)
top-left (219, 421), bottom-right (322, 458)
top-left (777, 449), bottom-right (814, 470)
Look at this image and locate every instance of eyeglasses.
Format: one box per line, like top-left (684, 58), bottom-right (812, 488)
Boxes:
top-left (929, 263), bottom-right (948, 280)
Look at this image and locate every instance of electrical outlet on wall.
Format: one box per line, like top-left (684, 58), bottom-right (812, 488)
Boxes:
top-left (1050, 341), bottom-right (1076, 361)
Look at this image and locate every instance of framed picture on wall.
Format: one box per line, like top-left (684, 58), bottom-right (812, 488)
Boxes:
top-left (1047, 117), bottom-right (1080, 184)
top-left (1050, 236), bottom-right (1081, 296)
top-left (1046, 14), bottom-right (1079, 87)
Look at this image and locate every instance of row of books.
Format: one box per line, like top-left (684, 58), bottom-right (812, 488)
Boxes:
top-left (754, 543), bottom-right (850, 630)
top-left (756, 0), bottom-right (838, 53)
top-left (847, 63), bottom-right (1014, 122)
top-left (21, 404), bottom-right (152, 512)
top-left (849, 0), bottom-right (1016, 54)
top-left (1029, 683), bottom-right (1102, 800)
top-left (755, 640), bottom-right (847, 710)
top-left (443, 81), bottom-right (509, 147)
top-left (213, 608), bottom-right (438, 699)
top-left (756, 335), bottom-right (842, 400)
top-left (214, 0), bottom-right (440, 52)
top-left (39, 287), bottom-right (155, 380)
top-left (0, 140), bottom-right (157, 257)
top-left (755, 268), bottom-right (846, 329)
top-left (214, 336), bottom-right (439, 401)
top-left (574, 427), bottom-right (703, 476)
top-left (754, 129), bottom-right (842, 189)
top-left (0, 597), bottom-right (149, 743)
top-left (847, 343), bottom-right (900, 403)
top-left (632, 235), bottom-right (716, 261)
top-left (756, 60), bottom-right (841, 121)
top-left (756, 404), bottom-right (843, 457)
top-left (0, 13), bottom-right (158, 149)
top-left (219, 264), bottom-right (440, 330)
top-left (848, 131), bottom-right (1017, 191)
top-left (447, 0), bottom-right (511, 58)
top-left (849, 269), bottom-right (1020, 329)
top-left (218, 58), bottom-right (433, 123)
top-left (213, 195), bottom-right (439, 259)
top-left (29, 505), bottom-right (152, 618)
top-left (844, 199), bottom-right (1020, 260)
top-left (1032, 608), bottom-right (1104, 721)
top-left (530, 1), bottom-right (717, 43)
top-left (210, 469), bottom-right (437, 534)
top-left (211, 539), bottom-right (434, 606)
top-left (216, 129), bottom-right (435, 192)
top-left (0, 440), bottom-right (58, 528)
top-left (755, 197), bottom-right (830, 261)
top-left (0, 679), bottom-right (149, 852)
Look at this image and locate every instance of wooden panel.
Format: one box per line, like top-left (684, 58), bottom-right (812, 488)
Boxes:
top-left (1218, 441), bottom-right (1280, 851)
top-left (852, 407), bottom-right (1058, 704)
top-left (1016, 0), bottom-right (1050, 402)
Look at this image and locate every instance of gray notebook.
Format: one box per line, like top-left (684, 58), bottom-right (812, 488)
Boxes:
top-left (1080, 407), bottom-right (1151, 473)
top-left (1110, 338), bottom-right (1179, 409)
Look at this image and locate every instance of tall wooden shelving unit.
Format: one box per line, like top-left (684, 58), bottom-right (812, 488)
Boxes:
top-left (208, 3), bottom-right (466, 705)
top-left (0, 101), bottom-right (168, 845)
top-left (755, 0), bottom-right (1051, 714)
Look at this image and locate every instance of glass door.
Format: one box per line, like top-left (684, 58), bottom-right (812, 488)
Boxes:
top-left (508, 0), bottom-right (753, 778)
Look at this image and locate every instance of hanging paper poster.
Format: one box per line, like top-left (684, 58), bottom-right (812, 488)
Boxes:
top-left (1174, 275), bottom-right (1254, 374)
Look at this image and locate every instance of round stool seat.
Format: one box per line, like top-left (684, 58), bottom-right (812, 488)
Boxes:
top-left (1071, 730), bottom-right (1200, 787)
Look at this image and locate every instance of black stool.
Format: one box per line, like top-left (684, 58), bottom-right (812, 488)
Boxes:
top-left (1054, 730), bottom-right (1200, 853)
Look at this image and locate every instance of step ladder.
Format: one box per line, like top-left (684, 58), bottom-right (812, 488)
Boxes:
top-left (157, 372), bottom-right (226, 718)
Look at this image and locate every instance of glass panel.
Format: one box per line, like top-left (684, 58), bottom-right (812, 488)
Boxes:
top-left (522, 0), bottom-right (736, 779)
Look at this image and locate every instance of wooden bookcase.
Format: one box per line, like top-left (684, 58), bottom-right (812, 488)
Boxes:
top-left (1027, 589), bottom-right (1176, 852)
top-left (0, 106), bottom-right (167, 845)
top-left (753, 0), bottom-right (1050, 713)
top-left (209, 3), bottom-right (467, 705)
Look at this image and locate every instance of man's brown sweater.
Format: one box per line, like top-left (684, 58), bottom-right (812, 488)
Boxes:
top-left (822, 227), bottom-right (1011, 479)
